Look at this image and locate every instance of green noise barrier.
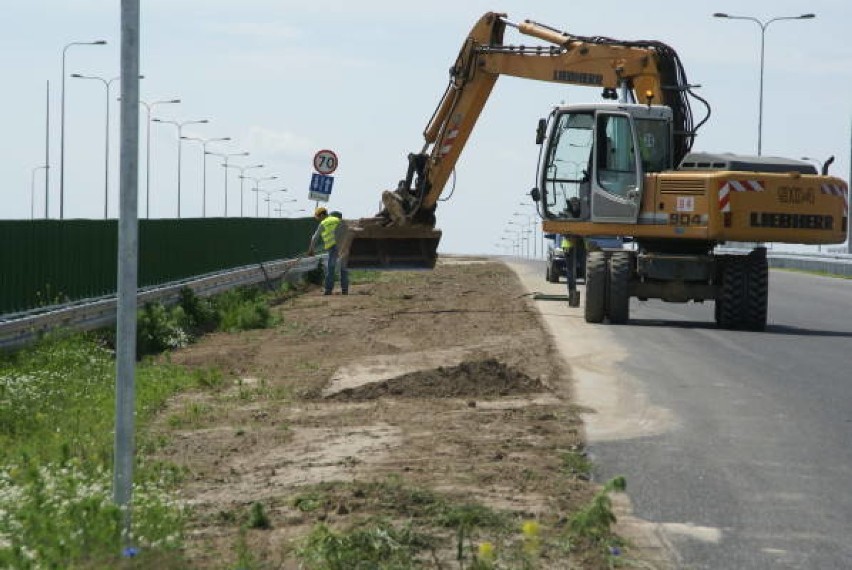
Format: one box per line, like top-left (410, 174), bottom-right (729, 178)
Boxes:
top-left (0, 217), bottom-right (315, 316)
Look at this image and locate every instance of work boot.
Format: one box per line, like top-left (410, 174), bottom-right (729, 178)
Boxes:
top-left (568, 290), bottom-right (581, 307)
top-left (342, 290), bottom-right (349, 295)
top-left (323, 291), bottom-right (331, 296)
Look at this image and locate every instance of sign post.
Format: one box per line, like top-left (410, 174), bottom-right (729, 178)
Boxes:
top-left (309, 149), bottom-right (338, 205)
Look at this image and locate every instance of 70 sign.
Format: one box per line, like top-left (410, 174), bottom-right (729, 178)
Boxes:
top-left (313, 149), bottom-right (338, 175)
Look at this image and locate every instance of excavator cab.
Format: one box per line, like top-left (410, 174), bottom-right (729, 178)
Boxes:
top-left (538, 103), bottom-right (673, 225)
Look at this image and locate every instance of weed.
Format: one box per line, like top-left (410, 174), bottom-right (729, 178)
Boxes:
top-left (248, 502), bottom-right (271, 530)
top-left (561, 450), bottom-right (593, 478)
top-left (569, 476), bottom-right (627, 542)
top-left (293, 491), bottom-right (327, 513)
top-left (137, 302), bottom-right (191, 357)
top-left (215, 287), bottom-right (276, 332)
top-left (296, 519), bottom-right (432, 569)
top-left (177, 287), bottom-right (219, 333)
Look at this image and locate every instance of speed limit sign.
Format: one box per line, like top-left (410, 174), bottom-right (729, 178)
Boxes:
top-left (313, 149), bottom-right (338, 175)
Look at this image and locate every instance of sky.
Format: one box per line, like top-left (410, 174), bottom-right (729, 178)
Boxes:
top-left (2, 0), bottom-right (850, 256)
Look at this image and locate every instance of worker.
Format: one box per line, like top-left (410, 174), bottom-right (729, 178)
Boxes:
top-left (307, 207), bottom-right (349, 295)
top-left (562, 235), bottom-right (580, 307)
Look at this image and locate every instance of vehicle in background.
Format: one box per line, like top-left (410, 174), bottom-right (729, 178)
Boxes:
top-left (545, 234), bottom-right (624, 283)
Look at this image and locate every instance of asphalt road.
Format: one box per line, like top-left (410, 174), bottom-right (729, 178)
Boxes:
top-left (516, 261), bottom-right (852, 569)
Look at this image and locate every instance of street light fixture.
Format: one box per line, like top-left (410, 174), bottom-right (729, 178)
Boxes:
top-left (72, 73), bottom-right (143, 219)
top-left (206, 151), bottom-right (249, 216)
top-left (59, 39), bottom-right (107, 219)
top-left (181, 136), bottom-right (231, 217)
top-left (226, 163), bottom-right (265, 216)
top-left (713, 12), bottom-right (815, 156)
top-left (513, 211), bottom-right (537, 259)
top-left (246, 176), bottom-right (278, 216)
top-left (152, 117), bottom-right (209, 218)
top-left (139, 98), bottom-right (181, 218)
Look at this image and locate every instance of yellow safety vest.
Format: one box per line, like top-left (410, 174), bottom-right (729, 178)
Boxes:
top-left (320, 216), bottom-right (341, 250)
top-left (561, 237), bottom-right (571, 250)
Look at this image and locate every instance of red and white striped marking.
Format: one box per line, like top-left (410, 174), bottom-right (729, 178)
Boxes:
top-left (438, 128), bottom-right (459, 157)
top-left (821, 182), bottom-right (849, 214)
top-left (718, 180), bottom-right (764, 212)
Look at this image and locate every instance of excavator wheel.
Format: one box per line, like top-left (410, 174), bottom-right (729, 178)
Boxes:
top-left (717, 252), bottom-right (768, 331)
top-left (607, 252), bottom-right (632, 324)
top-left (584, 251), bottom-right (607, 323)
top-left (744, 252), bottom-right (768, 331)
top-left (718, 257), bottom-right (746, 329)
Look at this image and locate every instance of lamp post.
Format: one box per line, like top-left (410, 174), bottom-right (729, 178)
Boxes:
top-left (72, 74), bottom-right (143, 218)
top-left (713, 12), bottom-right (815, 156)
top-left (508, 221), bottom-right (530, 258)
top-left (152, 117), bottom-right (209, 218)
top-left (59, 39), bottom-right (107, 219)
top-left (226, 163), bottom-right (265, 216)
top-left (31, 165), bottom-right (48, 220)
top-left (181, 136), bottom-right (230, 217)
top-left (513, 211), bottom-right (537, 259)
top-left (139, 98), bottom-right (180, 218)
top-left (246, 176), bottom-right (278, 216)
top-left (267, 197), bottom-right (297, 218)
top-left (207, 151), bottom-right (249, 216)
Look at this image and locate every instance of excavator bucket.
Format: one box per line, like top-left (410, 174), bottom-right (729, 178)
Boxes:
top-left (339, 221), bottom-right (442, 270)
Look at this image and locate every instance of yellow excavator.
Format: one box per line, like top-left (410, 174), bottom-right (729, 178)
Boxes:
top-left (340, 12), bottom-right (848, 330)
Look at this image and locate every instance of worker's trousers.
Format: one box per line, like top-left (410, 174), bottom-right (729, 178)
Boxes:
top-left (324, 245), bottom-right (349, 294)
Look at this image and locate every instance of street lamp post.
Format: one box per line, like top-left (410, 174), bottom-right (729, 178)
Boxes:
top-left (226, 163), bottom-right (265, 216)
top-left (207, 151), bottom-right (249, 216)
top-left (713, 12), bottom-right (815, 156)
top-left (72, 74), bottom-right (143, 218)
top-left (246, 176), bottom-right (278, 216)
top-left (267, 197), bottom-right (297, 218)
top-left (31, 165), bottom-right (48, 220)
top-left (139, 98), bottom-right (180, 218)
top-left (513, 212), bottom-right (537, 259)
top-left (181, 136), bottom-right (231, 217)
top-left (59, 39), bottom-right (107, 219)
top-left (152, 117), bottom-right (209, 218)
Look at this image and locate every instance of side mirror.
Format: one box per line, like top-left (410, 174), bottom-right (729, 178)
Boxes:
top-left (535, 119), bottom-right (547, 145)
top-left (529, 187), bottom-right (541, 202)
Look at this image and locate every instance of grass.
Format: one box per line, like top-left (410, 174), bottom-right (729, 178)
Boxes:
top-left (0, 282), bottom-right (297, 567)
top-left (0, 332), bottom-right (196, 567)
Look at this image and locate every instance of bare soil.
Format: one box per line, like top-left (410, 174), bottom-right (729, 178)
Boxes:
top-left (152, 258), bottom-right (639, 568)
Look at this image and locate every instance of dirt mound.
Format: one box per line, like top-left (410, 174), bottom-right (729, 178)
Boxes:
top-left (327, 358), bottom-right (546, 400)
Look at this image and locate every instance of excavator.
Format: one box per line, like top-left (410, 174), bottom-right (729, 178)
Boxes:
top-left (339, 11), bottom-right (848, 330)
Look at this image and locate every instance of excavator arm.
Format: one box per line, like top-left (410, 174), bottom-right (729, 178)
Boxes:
top-left (342, 11), bottom-right (707, 269)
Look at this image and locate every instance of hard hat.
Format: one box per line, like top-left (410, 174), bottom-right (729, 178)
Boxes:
top-left (314, 207), bottom-right (327, 218)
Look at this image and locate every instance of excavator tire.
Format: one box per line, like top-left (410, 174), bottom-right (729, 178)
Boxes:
top-left (547, 261), bottom-right (560, 283)
top-left (717, 253), bottom-right (768, 331)
top-left (607, 252), bottom-right (631, 324)
top-left (584, 251), bottom-right (607, 323)
top-left (718, 257), bottom-right (745, 329)
top-left (744, 253), bottom-right (768, 331)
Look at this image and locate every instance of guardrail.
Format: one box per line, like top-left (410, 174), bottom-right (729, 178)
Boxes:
top-left (0, 255), bottom-right (322, 351)
top-left (719, 247), bottom-right (852, 277)
top-left (765, 252), bottom-right (852, 277)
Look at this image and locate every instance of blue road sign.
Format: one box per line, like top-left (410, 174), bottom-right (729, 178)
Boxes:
top-left (309, 173), bottom-right (334, 202)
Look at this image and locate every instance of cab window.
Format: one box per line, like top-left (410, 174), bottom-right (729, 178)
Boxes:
top-left (596, 114), bottom-right (637, 197)
top-left (634, 118), bottom-right (671, 172)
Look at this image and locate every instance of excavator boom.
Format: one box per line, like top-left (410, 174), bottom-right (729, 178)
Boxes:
top-left (343, 12), bottom-right (705, 269)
